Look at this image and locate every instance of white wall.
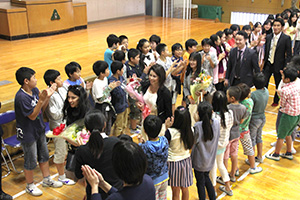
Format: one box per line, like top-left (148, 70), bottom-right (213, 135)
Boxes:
top-left (77, 0), bottom-right (146, 22)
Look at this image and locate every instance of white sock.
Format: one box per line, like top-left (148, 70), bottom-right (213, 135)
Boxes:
top-left (59, 174), bottom-right (66, 180)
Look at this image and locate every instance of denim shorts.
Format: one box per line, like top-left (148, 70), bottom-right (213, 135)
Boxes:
top-left (249, 117), bottom-right (266, 146)
top-left (21, 133), bottom-right (49, 170)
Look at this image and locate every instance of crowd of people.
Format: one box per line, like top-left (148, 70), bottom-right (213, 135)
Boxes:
top-left (2, 7), bottom-right (300, 200)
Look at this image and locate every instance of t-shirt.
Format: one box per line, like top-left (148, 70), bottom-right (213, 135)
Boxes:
top-left (191, 119), bottom-right (220, 172)
top-left (239, 98), bottom-right (254, 133)
top-left (140, 136), bottom-right (169, 185)
top-left (92, 77), bottom-right (111, 104)
top-left (228, 103), bottom-right (247, 140)
top-left (91, 174), bottom-right (155, 200)
top-left (14, 88), bottom-right (45, 143)
top-left (156, 57), bottom-right (174, 90)
top-left (63, 77), bottom-right (86, 92)
top-left (183, 52), bottom-right (190, 65)
top-left (251, 88), bottom-right (269, 119)
top-left (104, 48), bottom-right (114, 77)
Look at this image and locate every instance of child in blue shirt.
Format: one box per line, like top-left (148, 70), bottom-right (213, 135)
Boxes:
top-left (104, 34), bottom-right (120, 77)
top-left (139, 115), bottom-right (169, 200)
top-left (14, 67), bottom-right (63, 196)
top-left (108, 61), bottom-right (129, 136)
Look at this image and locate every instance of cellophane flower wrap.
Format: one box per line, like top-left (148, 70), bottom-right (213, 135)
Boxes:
top-left (121, 78), bottom-right (151, 119)
top-left (46, 118), bottom-right (90, 144)
top-left (190, 71), bottom-right (212, 101)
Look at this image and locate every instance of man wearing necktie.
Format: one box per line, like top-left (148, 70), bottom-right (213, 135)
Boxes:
top-left (225, 31), bottom-right (260, 87)
top-left (263, 18), bottom-right (292, 107)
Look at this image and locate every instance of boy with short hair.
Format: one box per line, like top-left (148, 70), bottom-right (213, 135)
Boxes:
top-left (125, 48), bottom-right (147, 134)
top-left (104, 34), bottom-right (120, 77)
top-left (113, 50), bottom-right (127, 82)
top-left (118, 35), bottom-right (129, 60)
top-left (15, 67), bottom-right (62, 196)
top-left (266, 66), bottom-right (300, 161)
top-left (149, 34), bottom-right (161, 60)
top-left (92, 60), bottom-right (120, 135)
top-left (182, 39), bottom-right (198, 83)
top-left (237, 83), bottom-right (262, 174)
top-left (224, 86), bottom-right (247, 181)
top-left (63, 61), bottom-right (86, 90)
top-left (139, 115), bottom-right (169, 199)
top-left (43, 69), bottom-right (75, 186)
top-left (249, 73), bottom-right (269, 163)
top-left (108, 61), bottom-right (129, 136)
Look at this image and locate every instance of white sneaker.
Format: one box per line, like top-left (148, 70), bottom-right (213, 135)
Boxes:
top-left (42, 178), bottom-right (63, 188)
top-left (58, 178), bottom-right (76, 185)
top-left (249, 167), bottom-right (263, 174)
top-left (26, 184), bottom-right (43, 196)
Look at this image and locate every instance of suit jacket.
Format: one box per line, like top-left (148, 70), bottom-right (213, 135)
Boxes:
top-left (264, 32), bottom-right (292, 72)
top-left (226, 47), bottom-right (260, 87)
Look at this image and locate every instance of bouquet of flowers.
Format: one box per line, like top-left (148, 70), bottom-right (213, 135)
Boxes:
top-left (190, 71), bottom-right (212, 101)
top-left (121, 78), bottom-right (151, 119)
top-left (46, 118), bottom-right (90, 145)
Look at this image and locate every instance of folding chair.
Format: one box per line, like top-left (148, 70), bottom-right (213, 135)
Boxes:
top-left (0, 110), bottom-right (23, 174)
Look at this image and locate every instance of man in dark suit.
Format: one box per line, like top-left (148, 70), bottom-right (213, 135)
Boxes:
top-left (263, 18), bottom-right (292, 107)
top-left (225, 31), bottom-right (260, 88)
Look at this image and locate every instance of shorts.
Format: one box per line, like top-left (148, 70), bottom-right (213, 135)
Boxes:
top-left (277, 113), bottom-right (300, 139)
top-left (223, 138), bottom-right (239, 160)
top-left (168, 157), bottom-right (193, 187)
top-left (249, 118), bottom-right (266, 146)
top-left (172, 91), bottom-right (178, 105)
top-left (240, 131), bottom-right (254, 156)
top-left (21, 133), bottom-right (49, 170)
top-left (128, 96), bottom-right (141, 120)
top-left (53, 137), bottom-right (67, 164)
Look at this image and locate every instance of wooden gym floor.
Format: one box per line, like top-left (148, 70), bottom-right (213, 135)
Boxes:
top-left (0, 15), bottom-right (299, 199)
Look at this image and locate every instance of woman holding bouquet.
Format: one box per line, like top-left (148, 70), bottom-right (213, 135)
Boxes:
top-left (183, 52), bottom-right (202, 105)
top-left (62, 85), bottom-right (91, 179)
top-left (138, 64), bottom-right (172, 140)
top-left (75, 110), bottom-right (122, 200)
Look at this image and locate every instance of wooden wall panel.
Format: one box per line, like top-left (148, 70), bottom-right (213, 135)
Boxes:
top-left (192, 0), bottom-right (292, 23)
top-left (7, 11), bottom-right (28, 36)
top-left (73, 2), bottom-right (87, 27)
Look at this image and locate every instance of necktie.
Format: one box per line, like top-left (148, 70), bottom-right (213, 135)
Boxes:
top-left (269, 36), bottom-right (277, 64)
top-left (235, 50), bottom-right (242, 78)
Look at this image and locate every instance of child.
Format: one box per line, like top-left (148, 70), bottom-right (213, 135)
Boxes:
top-left (249, 73), bottom-right (269, 163)
top-left (171, 43), bottom-right (186, 113)
top-left (228, 24), bottom-right (240, 47)
top-left (137, 39), bottom-right (156, 67)
top-left (108, 61), bottom-right (129, 136)
top-left (139, 115), bottom-right (169, 200)
top-left (210, 91), bottom-right (233, 196)
top-left (266, 66), bottom-right (300, 161)
top-left (237, 83), bottom-right (262, 174)
top-left (165, 106), bottom-right (194, 200)
top-left (242, 25), bottom-right (251, 47)
top-left (104, 34), bottom-right (120, 77)
top-left (224, 86), bottom-right (247, 182)
top-left (113, 50), bottom-right (127, 82)
top-left (118, 35), bottom-right (129, 54)
top-left (149, 34), bottom-right (161, 60)
top-left (92, 60), bottom-right (120, 135)
top-left (224, 28), bottom-right (233, 51)
top-left (125, 48), bottom-right (147, 134)
top-left (63, 61), bottom-right (87, 92)
top-left (156, 43), bottom-right (180, 92)
top-left (44, 70), bottom-right (75, 185)
top-left (182, 39), bottom-right (198, 83)
top-left (250, 22), bottom-right (265, 68)
top-left (14, 67), bottom-right (62, 196)
top-left (191, 102), bottom-right (219, 200)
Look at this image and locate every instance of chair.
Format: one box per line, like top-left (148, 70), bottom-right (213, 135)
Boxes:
top-left (0, 110), bottom-right (23, 174)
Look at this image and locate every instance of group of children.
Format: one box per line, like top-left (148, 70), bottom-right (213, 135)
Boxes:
top-left (11, 14), bottom-right (300, 200)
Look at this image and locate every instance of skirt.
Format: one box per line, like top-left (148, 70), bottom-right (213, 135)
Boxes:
top-left (168, 157), bottom-right (193, 187)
